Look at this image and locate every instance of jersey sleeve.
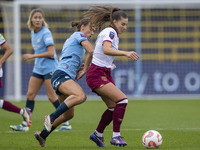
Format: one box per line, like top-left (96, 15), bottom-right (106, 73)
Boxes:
top-left (102, 29), bottom-right (116, 44)
top-left (0, 68), bottom-right (3, 77)
top-left (0, 34), bottom-right (6, 46)
top-left (76, 33), bottom-right (88, 44)
top-left (43, 31), bottom-right (54, 47)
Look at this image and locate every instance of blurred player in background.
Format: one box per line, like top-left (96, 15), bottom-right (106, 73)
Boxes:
top-left (84, 6), bottom-right (139, 147)
top-left (34, 17), bottom-right (94, 147)
top-left (10, 8), bottom-right (72, 132)
top-left (0, 33), bottom-right (31, 126)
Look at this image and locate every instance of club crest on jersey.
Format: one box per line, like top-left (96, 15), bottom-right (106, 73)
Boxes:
top-left (109, 31), bottom-right (115, 39)
top-left (80, 34), bottom-right (86, 37)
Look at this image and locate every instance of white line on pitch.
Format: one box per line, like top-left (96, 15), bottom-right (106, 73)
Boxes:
top-left (1, 128), bottom-right (200, 133)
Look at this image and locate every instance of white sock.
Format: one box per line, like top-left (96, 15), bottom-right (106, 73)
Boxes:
top-left (20, 109), bottom-right (24, 115)
top-left (62, 121), bottom-right (70, 126)
top-left (113, 132), bottom-right (120, 137)
top-left (0, 99), bottom-right (4, 108)
top-left (95, 130), bottom-right (103, 137)
top-left (22, 121), bottom-right (27, 127)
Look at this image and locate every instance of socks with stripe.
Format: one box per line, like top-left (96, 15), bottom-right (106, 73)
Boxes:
top-left (1, 100), bottom-right (21, 114)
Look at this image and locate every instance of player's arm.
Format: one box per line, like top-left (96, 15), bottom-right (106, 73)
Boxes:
top-left (81, 40), bottom-right (93, 71)
top-left (23, 45), bottom-right (54, 60)
top-left (76, 40), bottom-right (93, 80)
top-left (103, 41), bottom-right (139, 61)
top-left (0, 42), bottom-right (13, 68)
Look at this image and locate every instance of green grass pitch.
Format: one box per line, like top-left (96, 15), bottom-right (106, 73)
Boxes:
top-left (0, 99), bottom-right (200, 150)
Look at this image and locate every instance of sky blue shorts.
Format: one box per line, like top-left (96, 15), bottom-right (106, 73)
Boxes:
top-left (51, 70), bottom-right (72, 95)
top-left (32, 72), bottom-right (53, 80)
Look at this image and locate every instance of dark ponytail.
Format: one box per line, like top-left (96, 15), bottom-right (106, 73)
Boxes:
top-left (71, 18), bottom-right (90, 31)
top-left (84, 5), bottom-right (127, 32)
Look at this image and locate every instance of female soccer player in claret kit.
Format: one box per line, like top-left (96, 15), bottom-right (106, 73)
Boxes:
top-left (10, 8), bottom-right (72, 132)
top-left (0, 33), bottom-right (31, 126)
top-left (84, 6), bottom-right (139, 147)
top-left (34, 17), bottom-right (95, 147)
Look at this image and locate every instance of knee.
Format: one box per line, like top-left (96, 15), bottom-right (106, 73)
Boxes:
top-left (76, 93), bottom-right (87, 104)
top-left (26, 91), bottom-right (36, 100)
top-left (48, 97), bottom-right (57, 103)
top-left (106, 101), bottom-right (116, 108)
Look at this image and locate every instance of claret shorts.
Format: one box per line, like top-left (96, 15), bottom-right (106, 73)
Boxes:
top-left (86, 63), bottom-right (115, 92)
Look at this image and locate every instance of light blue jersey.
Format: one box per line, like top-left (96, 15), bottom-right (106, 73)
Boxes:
top-left (31, 26), bottom-right (58, 75)
top-left (57, 32), bottom-right (88, 80)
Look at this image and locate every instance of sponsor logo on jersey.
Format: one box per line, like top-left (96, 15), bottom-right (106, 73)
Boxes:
top-left (37, 38), bottom-right (40, 43)
top-left (80, 33), bottom-right (86, 37)
top-left (109, 31), bottom-right (115, 39)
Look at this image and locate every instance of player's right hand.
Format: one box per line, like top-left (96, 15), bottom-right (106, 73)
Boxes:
top-left (126, 51), bottom-right (139, 61)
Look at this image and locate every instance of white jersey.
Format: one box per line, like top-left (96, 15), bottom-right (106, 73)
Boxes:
top-left (92, 27), bottom-right (119, 68)
top-left (0, 34), bottom-right (6, 77)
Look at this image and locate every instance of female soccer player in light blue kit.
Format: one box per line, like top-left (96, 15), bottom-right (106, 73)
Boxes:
top-left (10, 8), bottom-right (71, 132)
top-left (34, 18), bottom-right (95, 147)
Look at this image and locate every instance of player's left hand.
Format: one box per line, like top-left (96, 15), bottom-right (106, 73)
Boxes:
top-left (76, 63), bottom-right (85, 80)
top-left (22, 54), bottom-right (34, 60)
top-left (76, 69), bottom-right (86, 80)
